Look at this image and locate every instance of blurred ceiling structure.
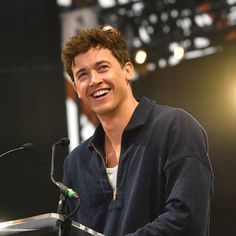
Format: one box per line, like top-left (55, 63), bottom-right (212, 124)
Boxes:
top-left (58, 0), bottom-right (236, 77)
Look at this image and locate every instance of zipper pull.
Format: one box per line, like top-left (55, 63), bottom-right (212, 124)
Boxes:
top-left (113, 189), bottom-right (117, 200)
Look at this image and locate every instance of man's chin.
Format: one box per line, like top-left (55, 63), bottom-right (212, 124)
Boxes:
top-left (93, 105), bottom-right (114, 117)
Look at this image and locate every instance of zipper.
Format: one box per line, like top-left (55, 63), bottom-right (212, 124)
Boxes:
top-left (113, 189), bottom-right (117, 200)
top-left (91, 142), bottom-right (117, 200)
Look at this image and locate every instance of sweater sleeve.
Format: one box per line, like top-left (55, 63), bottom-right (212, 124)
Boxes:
top-left (126, 109), bottom-right (214, 236)
top-left (127, 156), bottom-right (213, 236)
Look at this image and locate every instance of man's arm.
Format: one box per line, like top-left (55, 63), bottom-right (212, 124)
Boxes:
top-left (127, 156), bottom-right (213, 236)
top-left (127, 108), bottom-right (214, 236)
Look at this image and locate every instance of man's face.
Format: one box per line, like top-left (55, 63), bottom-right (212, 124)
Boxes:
top-left (72, 47), bottom-right (133, 117)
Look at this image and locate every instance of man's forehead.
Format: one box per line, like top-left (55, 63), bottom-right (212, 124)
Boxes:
top-left (80, 47), bottom-right (111, 57)
top-left (73, 47), bottom-right (114, 67)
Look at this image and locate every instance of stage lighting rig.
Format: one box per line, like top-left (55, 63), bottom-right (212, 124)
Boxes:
top-left (97, 0), bottom-right (236, 74)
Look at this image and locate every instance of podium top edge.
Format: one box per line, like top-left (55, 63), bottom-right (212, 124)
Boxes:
top-left (0, 213), bottom-right (61, 229)
top-left (0, 213), bottom-right (104, 236)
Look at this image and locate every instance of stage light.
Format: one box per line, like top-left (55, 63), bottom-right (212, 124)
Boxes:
top-left (194, 37), bottom-right (210, 49)
top-left (135, 49), bottom-right (147, 64)
top-left (57, 0), bottom-right (72, 7)
top-left (195, 13), bottom-right (213, 27)
top-left (176, 17), bottom-right (192, 36)
top-left (173, 46), bottom-right (184, 60)
top-left (139, 26), bottom-right (151, 43)
top-left (149, 14), bottom-right (158, 24)
top-left (169, 55), bottom-right (181, 66)
top-left (97, 0), bottom-right (116, 8)
top-left (228, 6), bottom-right (236, 24)
top-left (146, 62), bottom-right (156, 71)
top-left (227, 0), bottom-right (236, 4)
top-left (184, 46), bottom-right (221, 60)
top-left (170, 9), bottom-right (179, 18)
top-left (163, 25), bottom-right (171, 34)
top-left (118, 0), bottom-right (130, 4)
top-left (133, 37), bottom-right (142, 48)
top-left (158, 58), bottom-right (167, 68)
top-left (132, 2), bottom-right (145, 16)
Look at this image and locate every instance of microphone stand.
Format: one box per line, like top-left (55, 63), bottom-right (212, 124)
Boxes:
top-left (50, 138), bottom-right (80, 236)
top-left (0, 143), bottom-right (34, 158)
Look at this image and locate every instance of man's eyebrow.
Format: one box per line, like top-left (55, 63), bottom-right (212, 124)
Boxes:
top-left (95, 60), bottom-right (111, 66)
top-left (74, 60), bottom-right (111, 78)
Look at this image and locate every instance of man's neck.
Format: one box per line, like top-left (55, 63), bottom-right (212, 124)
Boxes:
top-left (99, 96), bottom-right (138, 167)
top-left (98, 97), bottom-right (138, 145)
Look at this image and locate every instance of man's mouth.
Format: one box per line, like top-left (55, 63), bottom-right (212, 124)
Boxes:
top-left (92, 89), bottom-right (110, 98)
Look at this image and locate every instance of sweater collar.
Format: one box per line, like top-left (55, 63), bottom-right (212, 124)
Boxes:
top-left (89, 97), bottom-right (155, 148)
top-left (124, 96), bottom-right (155, 131)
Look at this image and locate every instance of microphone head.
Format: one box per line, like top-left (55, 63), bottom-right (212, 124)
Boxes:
top-left (22, 143), bottom-right (34, 152)
top-left (59, 137), bottom-right (70, 146)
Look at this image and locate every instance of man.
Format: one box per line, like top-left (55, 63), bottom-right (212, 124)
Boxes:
top-left (61, 26), bottom-right (213, 236)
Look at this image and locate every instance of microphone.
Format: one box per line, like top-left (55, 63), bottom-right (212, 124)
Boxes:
top-left (50, 137), bottom-right (79, 201)
top-left (0, 143), bottom-right (34, 159)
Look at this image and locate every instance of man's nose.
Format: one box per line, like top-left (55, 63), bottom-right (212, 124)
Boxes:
top-left (89, 71), bottom-right (103, 86)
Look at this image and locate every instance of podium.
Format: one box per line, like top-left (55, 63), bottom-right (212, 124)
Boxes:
top-left (0, 213), bottom-right (104, 236)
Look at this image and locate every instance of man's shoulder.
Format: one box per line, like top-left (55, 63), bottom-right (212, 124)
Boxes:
top-left (148, 98), bottom-right (188, 120)
top-left (143, 97), bottom-right (203, 129)
top-left (141, 96), bottom-right (182, 113)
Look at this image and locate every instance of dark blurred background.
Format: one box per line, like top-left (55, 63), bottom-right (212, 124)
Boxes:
top-left (0, 0), bottom-right (236, 235)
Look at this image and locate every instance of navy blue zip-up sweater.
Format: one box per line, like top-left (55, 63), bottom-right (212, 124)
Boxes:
top-left (63, 97), bottom-right (213, 236)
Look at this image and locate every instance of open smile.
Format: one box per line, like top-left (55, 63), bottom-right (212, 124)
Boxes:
top-left (92, 89), bottom-right (111, 98)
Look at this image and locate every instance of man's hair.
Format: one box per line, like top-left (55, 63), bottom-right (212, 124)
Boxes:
top-left (61, 26), bottom-right (131, 81)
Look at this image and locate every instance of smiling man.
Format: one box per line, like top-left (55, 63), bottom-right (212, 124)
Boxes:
top-left (61, 26), bottom-right (213, 236)
top-left (72, 46), bottom-right (137, 120)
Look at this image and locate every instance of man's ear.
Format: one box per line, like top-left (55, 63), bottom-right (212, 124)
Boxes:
top-left (124, 62), bottom-right (134, 82)
top-left (72, 82), bottom-right (81, 99)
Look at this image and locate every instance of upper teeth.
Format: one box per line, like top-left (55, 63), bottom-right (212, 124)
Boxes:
top-left (93, 90), bottom-right (109, 97)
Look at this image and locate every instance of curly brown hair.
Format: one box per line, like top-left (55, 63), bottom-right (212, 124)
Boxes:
top-left (61, 26), bottom-right (131, 81)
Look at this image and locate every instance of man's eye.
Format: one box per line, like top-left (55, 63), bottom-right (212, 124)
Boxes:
top-left (78, 72), bottom-right (87, 79)
top-left (79, 73), bottom-right (85, 77)
top-left (99, 65), bottom-right (109, 71)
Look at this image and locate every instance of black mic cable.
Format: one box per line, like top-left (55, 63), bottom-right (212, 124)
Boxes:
top-left (0, 143), bottom-right (34, 158)
top-left (50, 138), bottom-right (80, 218)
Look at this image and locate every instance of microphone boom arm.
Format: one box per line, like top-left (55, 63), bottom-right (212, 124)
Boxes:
top-left (50, 138), bottom-right (80, 200)
top-left (0, 143), bottom-right (34, 159)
